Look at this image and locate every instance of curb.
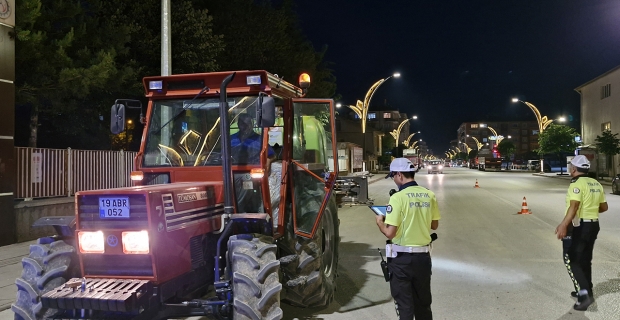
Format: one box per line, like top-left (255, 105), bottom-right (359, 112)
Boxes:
top-left (532, 172), bottom-right (613, 186)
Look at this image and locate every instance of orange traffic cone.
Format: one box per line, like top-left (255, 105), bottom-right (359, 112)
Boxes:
top-left (518, 197), bottom-right (532, 214)
top-left (474, 179), bottom-right (480, 188)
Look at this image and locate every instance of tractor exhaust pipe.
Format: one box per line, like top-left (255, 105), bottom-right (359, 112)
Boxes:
top-left (218, 72), bottom-right (236, 215)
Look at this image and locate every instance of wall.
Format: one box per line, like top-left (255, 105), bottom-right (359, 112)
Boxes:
top-left (14, 198), bottom-right (74, 242)
top-left (0, 5), bottom-right (16, 245)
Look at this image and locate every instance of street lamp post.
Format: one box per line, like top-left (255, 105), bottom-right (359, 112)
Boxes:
top-left (487, 126), bottom-right (504, 145)
top-left (338, 72), bottom-right (400, 171)
top-left (390, 116), bottom-right (417, 146)
top-left (512, 98), bottom-right (554, 173)
top-left (469, 136), bottom-right (483, 150)
top-left (404, 131), bottom-right (420, 148)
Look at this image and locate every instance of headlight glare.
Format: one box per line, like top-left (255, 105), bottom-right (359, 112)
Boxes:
top-left (78, 231), bottom-right (105, 253)
top-left (122, 231), bottom-right (150, 254)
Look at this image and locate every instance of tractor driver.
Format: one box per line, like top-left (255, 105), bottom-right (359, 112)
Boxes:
top-left (231, 113), bottom-right (275, 171)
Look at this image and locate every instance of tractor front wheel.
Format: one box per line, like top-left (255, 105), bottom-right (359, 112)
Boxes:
top-left (229, 234), bottom-right (283, 320)
top-left (12, 238), bottom-right (77, 320)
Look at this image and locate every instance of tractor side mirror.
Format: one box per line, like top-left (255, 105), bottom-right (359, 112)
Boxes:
top-left (110, 103), bottom-right (126, 134)
top-left (256, 96), bottom-right (275, 127)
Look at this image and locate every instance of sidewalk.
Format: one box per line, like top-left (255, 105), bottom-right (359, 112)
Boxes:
top-left (533, 171), bottom-right (613, 186)
top-left (0, 240), bottom-right (35, 313)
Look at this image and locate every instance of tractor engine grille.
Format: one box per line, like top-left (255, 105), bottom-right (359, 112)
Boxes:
top-left (78, 194), bottom-right (148, 229)
top-left (82, 254), bottom-right (153, 277)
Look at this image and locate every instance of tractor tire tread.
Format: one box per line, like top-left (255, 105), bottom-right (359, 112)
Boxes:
top-left (230, 234), bottom-right (282, 320)
top-left (11, 239), bottom-right (77, 320)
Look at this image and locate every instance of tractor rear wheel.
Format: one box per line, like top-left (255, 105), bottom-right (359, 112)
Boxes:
top-left (229, 234), bottom-right (283, 320)
top-left (12, 238), bottom-right (77, 320)
top-left (280, 206), bottom-right (339, 308)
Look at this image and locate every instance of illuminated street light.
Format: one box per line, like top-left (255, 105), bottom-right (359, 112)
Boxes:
top-left (390, 116), bottom-right (418, 145)
top-left (512, 98), bottom-right (554, 173)
top-left (404, 131), bottom-right (421, 148)
top-left (487, 126), bottom-right (504, 145)
top-left (469, 136), bottom-right (483, 150)
top-left (338, 73), bottom-right (401, 169)
top-left (344, 72), bottom-right (402, 134)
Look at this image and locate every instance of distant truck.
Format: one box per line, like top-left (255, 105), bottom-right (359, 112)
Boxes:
top-left (403, 153), bottom-right (422, 168)
top-left (478, 157), bottom-right (503, 171)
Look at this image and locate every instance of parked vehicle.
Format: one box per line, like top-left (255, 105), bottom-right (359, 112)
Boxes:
top-left (12, 71), bottom-right (340, 320)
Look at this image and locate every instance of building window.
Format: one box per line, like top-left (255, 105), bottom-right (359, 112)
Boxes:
top-left (368, 113), bottom-right (376, 119)
top-left (479, 123), bottom-right (487, 128)
top-left (532, 130), bottom-right (539, 135)
top-left (522, 144), bottom-right (528, 150)
top-left (601, 84), bottom-right (611, 99)
top-left (521, 130), bottom-right (528, 135)
top-left (602, 122), bottom-right (611, 132)
top-left (383, 112), bottom-right (391, 119)
top-left (482, 138), bottom-right (488, 142)
top-left (470, 124), bottom-right (479, 128)
top-left (522, 137), bottom-right (528, 142)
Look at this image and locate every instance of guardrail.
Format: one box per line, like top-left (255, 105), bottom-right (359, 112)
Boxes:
top-left (15, 147), bottom-right (137, 199)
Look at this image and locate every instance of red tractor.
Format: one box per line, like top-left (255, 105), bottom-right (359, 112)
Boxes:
top-left (12, 71), bottom-right (340, 319)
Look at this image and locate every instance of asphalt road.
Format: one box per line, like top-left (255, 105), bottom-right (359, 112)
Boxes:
top-left (279, 168), bottom-right (620, 320)
top-left (1, 168), bottom-right (619, 319)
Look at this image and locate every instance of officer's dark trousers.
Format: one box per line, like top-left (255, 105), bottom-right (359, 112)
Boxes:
top-left (562, 225), bottom-right (579, 292)
top-left (568, 221), bottom-right (600, 295)
top-left (389, 252), bottom-right (432, 320)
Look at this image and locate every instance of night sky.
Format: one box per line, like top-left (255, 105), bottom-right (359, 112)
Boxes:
top-left (294, 0), bottom-right (620, 154)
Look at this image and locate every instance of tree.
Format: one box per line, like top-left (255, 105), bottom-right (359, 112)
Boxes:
top-left (204, 0), bottom-right (337, 98)
top-left (378, 135), bottom-right (395, 166)
top-left (594, 130), bottom-right (620, 176)
top-left (468, 149), bottom-right (478, 160)
top-left (497, 139), bottom-right (516, 160)
top-left (14, 0), bottom-right (225, 149)
top-left (14, 0), bottom-right (134, 147)
top-left (536, 124), bottom-right (580, 174)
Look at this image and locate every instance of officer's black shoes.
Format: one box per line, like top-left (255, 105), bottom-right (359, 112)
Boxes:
top-left (573, 294), bottom-right (594, 311)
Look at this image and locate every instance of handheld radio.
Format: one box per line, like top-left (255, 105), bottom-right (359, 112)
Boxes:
top-left (378, 248), bottom-right (390, 282)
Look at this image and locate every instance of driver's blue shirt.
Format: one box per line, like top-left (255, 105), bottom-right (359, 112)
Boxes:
top-left (231, 132), bottom-right (274, 164)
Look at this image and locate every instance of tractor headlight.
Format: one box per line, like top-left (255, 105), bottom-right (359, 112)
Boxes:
top-left (122, 231), bottom-right (150, 254)
top-left (250, 168), bottom-right (265, 179)
top-left (78, 231), bottom-right (105, 253)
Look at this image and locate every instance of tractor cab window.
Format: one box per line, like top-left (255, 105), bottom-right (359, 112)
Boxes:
top-left (143, 96), bottom-right (266, 167)
top-left (267, 106), bottom-right (285, 160)
top-left (291, 101), bottom-right (334, 234)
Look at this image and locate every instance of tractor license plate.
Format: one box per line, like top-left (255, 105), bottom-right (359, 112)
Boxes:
top-left (99, 197), bottom-right (130, 218)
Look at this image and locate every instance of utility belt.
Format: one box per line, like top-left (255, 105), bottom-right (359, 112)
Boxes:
top-left (385, 243), bottom-right (430, 258)
top-left (573, 218), bottom-right (599, 227)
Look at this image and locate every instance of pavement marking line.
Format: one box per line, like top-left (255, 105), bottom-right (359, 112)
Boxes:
top-left (471, 182), bottom-right (558, 229)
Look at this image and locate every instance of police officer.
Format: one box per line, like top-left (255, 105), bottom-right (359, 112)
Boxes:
top-left (555, 155), bottom-right (608, 311)
top-left (376, 158), bottom-right (441, 320)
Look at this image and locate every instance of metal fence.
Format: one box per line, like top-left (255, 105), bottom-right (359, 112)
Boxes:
top-left (15, 147), bottom-right (137, 199)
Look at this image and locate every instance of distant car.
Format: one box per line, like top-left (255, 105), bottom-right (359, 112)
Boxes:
top-left (427, 160), bottom-right (444, 174)
top-left (533, 162), bottom-right (551, 172)
top-left (612, 174), bottom-right (620, 195)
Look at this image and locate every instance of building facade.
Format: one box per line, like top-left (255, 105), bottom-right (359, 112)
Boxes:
top-left (336, 108), bottom-right (412, 160)
top-left (575, 64), bottom-right (620, 176)
top-left (457, 120), bottom-right (540, 159)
